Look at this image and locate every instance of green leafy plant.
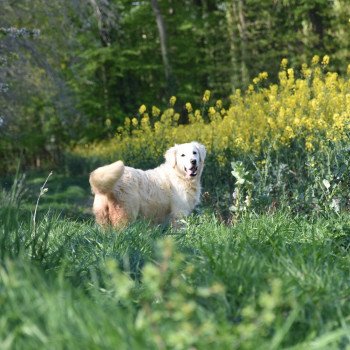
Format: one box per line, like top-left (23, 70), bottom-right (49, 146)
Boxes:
top-left (230, 161), bottom-right (253, 219)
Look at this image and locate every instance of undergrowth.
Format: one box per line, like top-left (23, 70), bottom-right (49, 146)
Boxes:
top-left (69, 57), bottom-right (350, 217)
top-left (0, 179), bottom-right (350, 349)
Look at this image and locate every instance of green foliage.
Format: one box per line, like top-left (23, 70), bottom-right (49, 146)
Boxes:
top-left (71, 59), bottom-right (350, 219)
top-left (2, 4), bottom-right (350, 343)
top-left (1, 0), bottom-right (350, 173)
top-left (230, 161), bottom-right (253, 218)
top-left (1, 180), bottom-right (350, 348)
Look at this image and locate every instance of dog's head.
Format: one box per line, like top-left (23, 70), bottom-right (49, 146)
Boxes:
top-left (164, 142), bottom-right (206, 179)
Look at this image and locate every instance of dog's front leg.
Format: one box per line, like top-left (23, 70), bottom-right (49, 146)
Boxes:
top-left (169, 206), bottom-right (191, 229)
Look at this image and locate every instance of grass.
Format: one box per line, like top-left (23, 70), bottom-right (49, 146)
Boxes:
top-left (1, 175), bottom-right (350, 349)
top-left (1, 171), bottom-right (91, 220)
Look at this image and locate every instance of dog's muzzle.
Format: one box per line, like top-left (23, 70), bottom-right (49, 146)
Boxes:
top-left (185, 164), bottom-right (198, 177)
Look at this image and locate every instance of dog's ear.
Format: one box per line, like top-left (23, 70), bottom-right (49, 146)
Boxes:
top-left (164, 145), bottom-right (177, 168)
top-left (193, 142), bottom-right (206, 162)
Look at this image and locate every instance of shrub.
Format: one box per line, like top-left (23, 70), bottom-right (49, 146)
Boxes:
top-left (72, 56), bottom-right (350, 216)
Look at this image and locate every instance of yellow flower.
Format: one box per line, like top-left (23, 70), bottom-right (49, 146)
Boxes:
top-left (154, 121), bottom-right (161, 133)
top-left (305, 141), bottom-right (314, 151)
top-left (132, 117), bottom-right (138, 127)
top-left (311, 55), bottom-right (320, 65)
top-left (138, 104), bottom-right (147, 114)
top-left (75, 57), bottom-right (350, 173)
top-left (305, 135), bottom-right (315, 152)
top-left (152, 106), bottom-right (160, 117)
top-left (215, 100), bottom-right (222, 109)
top-left (281, 58), bottom-right (288, 69)
top-left (259, 72), bottom-right (268, 80)
top-left (301, 64), bottom-right (312, 78)
top-left (293, 117), bottom-right (301, 127)
top-left (284, 126), bottom-right (295, 140)
top-left (322, 55), bottom-right (330, 66)
top-left (185, 102), bottom-right (193, 113)
top-left (287, 68), bottom-right (294, 80)
top-left (208, 107), bottom-right (216, 115)
top-left (267, 117), bottom-right (275, 129)
top-left (124, 117), bottom-right (131, 127)
top-left (202, 90), bottom-right (211, 103)
top-left (169, 96), bottom-right (177, 106)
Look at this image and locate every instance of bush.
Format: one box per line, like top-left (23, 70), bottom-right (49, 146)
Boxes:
top-left (72, 57), bottom-right (350, 217)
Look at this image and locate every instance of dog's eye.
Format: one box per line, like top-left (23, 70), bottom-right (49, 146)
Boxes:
top-left (181, 154), bottom-right (185, 157)
top-left (193, 151), bottom-right (197, 155)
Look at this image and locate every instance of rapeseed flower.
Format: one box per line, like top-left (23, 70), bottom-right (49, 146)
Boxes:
top-left (322, 55), bottom-right (330, 66)
top-left (202, 90), bottom-right (211, 103)
top-left (185, 102), bottom-right (193, 113)
top-left (281, 58), bottom-right (288, 69)
top-left (311, 55), bottom-right (320, 65)
top-left (74, 58), bottom-right (350, 169)
top-left (139, 104), bottom-right (147, 114)
top-left (152, 106), bottom-right (161, 117)
top-left (169, 96), bottom-right (177, 106)
top-left (132, 118), bottom-right (138, 127)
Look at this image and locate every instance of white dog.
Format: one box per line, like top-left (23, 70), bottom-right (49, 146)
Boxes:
top-left (89, 141), bottom-right (206, 228)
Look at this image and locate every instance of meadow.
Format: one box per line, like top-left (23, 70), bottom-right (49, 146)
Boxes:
top-left (1, 181), bottom-right (350, 349)
top-left (1, 58), bottom-right (350, 349)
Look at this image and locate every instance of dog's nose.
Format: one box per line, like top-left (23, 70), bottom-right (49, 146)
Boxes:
top-left (191, 159), bottom-right (197, 165)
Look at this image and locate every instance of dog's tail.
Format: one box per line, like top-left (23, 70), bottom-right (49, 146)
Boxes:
top-left (89, 160), bottom-right (125, 194)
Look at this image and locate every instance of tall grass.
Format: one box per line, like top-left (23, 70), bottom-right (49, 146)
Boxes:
top-left (1, 179), bottom-right (349, 349)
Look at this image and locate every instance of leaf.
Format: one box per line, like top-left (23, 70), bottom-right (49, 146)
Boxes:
top-left (229, 205), bottom-right (238, 212)
top-left (322, 179), bottom-right (331, 189)
top-left (236, 178), bottom-right (245, 185)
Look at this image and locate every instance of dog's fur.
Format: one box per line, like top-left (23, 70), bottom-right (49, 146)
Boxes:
top-left (89, 142), bottom-right (206, 228)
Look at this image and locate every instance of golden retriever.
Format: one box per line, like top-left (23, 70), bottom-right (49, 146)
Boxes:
top-left (89, 141), bottom-right (206, 228)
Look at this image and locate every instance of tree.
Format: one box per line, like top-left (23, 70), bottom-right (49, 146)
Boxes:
top-left (0, 0), bottom-right (81, 171)
top-left (2, 0), bottom-right (350, 173)
top-left (151, 0), bottom-right (173, 94)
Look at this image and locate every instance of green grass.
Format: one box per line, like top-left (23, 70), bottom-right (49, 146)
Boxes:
top-left (1, 171), bottom-right (91, 220)
top-left (1, 176), bottom-right (350, 349)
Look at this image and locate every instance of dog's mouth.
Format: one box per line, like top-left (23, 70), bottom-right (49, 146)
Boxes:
top-left (185, 165), bottom-right (198, 177)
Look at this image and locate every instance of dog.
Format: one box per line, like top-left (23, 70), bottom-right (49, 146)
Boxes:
top-left (89, 141), bottom-right (206, 228)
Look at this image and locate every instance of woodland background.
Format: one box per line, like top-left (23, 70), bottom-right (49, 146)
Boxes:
top-left (1, 0), bottom-right (350, 173)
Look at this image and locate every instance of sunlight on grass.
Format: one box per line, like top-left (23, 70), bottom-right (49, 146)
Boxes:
top-left (1, 185), bottom-right (350, 348)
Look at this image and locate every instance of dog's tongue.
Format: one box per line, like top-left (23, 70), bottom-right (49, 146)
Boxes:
top-left (187, 166), bottom-right (197, 177)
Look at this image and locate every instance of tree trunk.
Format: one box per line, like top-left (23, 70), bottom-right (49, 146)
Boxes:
top-left (151, 0), bottom-right (172, 93)
top-left (88, 0), bottom-right (113, 120)
top-left (88, 0), bottom-right (112, 47)
top-left (226, 0), bottom-right (249, 89)
top-left (225, 2), bottom-right (238, 91)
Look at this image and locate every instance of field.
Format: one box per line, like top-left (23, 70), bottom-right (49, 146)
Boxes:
top-left (1, 169), bottom-right (350, 349)
top-left (2, 59), bottom-right (350, 349)
top-left (3, 1), bottom-right (350, 347)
